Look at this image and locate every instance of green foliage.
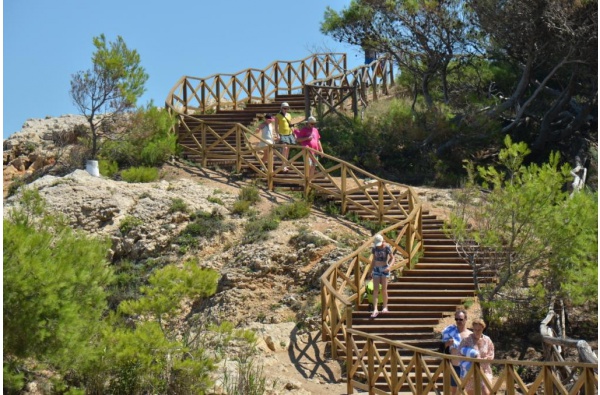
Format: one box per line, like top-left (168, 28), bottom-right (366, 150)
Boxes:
top-left (3, 189), bottom-right (113, 373)
top-left (232, 185), bottom-right (261, 216)
top-left (232, 199), bottom-right (252, 215)
top-left (238, 185), bottom-right (261, 204)
top-left (168, 197), bottom-right (189, 214)
top-left (119, 215), bottom-right (143, 234)
top-left (119, 261), bottom-right (218, 323)
top-left (208, 196), bottom-right (224, 205)
top-left (175, 210), bottom-right (234, 252)
top-left (81, 260), bottom-right (219, 394)
top-left (99, 159), bottom-right (119, 177)
top-left (243, 214), bottom-right (280, 244)
top-left (99, 104), bottom-right (178, 167)
top-left (273, 200), bottom-right (311, 220)
top-left (121, 166), bottom-right (159, 183)
top-left (70, 34), bottom-right (149, 159)
top-left (447, 136), bottom-right (598, 322)
top-left (222, 357), bottom-right (267, 395)
top-left (320, 100), bottom-right (490, 186)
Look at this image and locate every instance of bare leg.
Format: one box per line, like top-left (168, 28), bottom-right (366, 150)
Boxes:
top-left (381, 276), bottom-right (388, 311)
top-left (371, 277), bottom-right (380, 315)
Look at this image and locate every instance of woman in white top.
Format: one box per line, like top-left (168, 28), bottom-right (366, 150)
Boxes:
top-left (255, 113), bottom-right (277, 167)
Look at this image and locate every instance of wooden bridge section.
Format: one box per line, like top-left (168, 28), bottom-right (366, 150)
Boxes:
top-left (166, 53), bottom-right (598, 394)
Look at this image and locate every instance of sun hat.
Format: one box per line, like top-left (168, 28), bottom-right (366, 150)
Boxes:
top-left (373, 234), bottom-right (384, 247)
top-left (307, 116), bottom-right (317, 124)
top-left (281, 102), bottom-right (290, 109)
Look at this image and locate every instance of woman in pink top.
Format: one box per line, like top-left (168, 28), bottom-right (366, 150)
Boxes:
top-left (294, 116), bottom-right (323, 178)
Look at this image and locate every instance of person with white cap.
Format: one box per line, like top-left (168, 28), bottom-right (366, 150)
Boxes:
top-left (294, 115), bottom-right (323, 178)
top-left (274, 102), bottom-right (296, 172)
top-left (370, 233), bottom-right (395, 317)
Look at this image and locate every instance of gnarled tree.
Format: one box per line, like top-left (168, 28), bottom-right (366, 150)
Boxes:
top-left (70, 34), bottom-right (148, 159)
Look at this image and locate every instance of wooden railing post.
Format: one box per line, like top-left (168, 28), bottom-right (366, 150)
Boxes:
top-left (216, 77), bottom-right (221, 112)
top-left (321, 286), bottom-right (328, 341)
top-left (201, 123), bottom-right (207, 168)
top-left (391, 345), bottom-right (399, 395)
top-left (378, 180), bottom-right (384, 225)
top-left (287, 64), bottom-right (292, 94)
top-left (267, 146), bottom-right (274, 191)
top-left (505, 364), bottom-right (515, 395)
top-left (233, 82), bottom-right (237, 110)
top-left (330, 270), bottom-right (338, 359)
top-left (416, 352), bottom-right (423, 394)
top-left (236, 126), bottom-right (241, 173)
top-left (304, 149), bottom-right (310, 198)
top-left (341, 164), bottom-right (347, 215)
top-left (346, 331), bottom-right (354, 395)
top-left (352, 83), bottom-right (358, 118)
top-left (304, 88), bottom-right (311, 119)
top-left (183, 77), bottom-right (188, 114)
top-left (368, 338), bottom-right (375, 395)
top-left (200, 79), bottom-right (206, 113)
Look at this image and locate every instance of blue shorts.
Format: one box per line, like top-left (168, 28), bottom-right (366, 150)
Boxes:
top-left (279, 134), bottom-right (296, 145)
top-left (372, 265), bottom-right (390, 278)
top-left (451, 365), bottom-right (461, 387)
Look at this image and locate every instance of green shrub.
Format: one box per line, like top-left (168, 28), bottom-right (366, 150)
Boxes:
top-left (119, 216), bottom-right (143, 234)
top-left (99, 105), bottom-right (178, 167)
top-left (208, 196), bottom-right (224, 205)
top-left (140, 133), bottom-right (177, 166)
top-left (168, 198), bottom-right (189, 214)
top-left (238, 186), bottom-right (261, 204)
top-left (121, 166), bottom-right (159, 183)
top-left (3, 189), bottom-right (113, 376)
top-left (274, 200), bottom-right (311, 220)
top-left (243, 214), bottom-right (280, 244)
top-left (99, 159), bottom-right (119, 178)
top-left (232, 199), bottom-right (252, 215)
top-left (175, 210), bottom-right (234, 251)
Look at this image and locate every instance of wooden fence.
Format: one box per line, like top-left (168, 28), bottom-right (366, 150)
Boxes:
top-left (166, 53), bottom-right (347, 114)
top-left (345, 329), bottom-right (597, 395)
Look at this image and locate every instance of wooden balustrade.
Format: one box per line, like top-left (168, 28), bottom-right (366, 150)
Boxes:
top-left (345, 329), bottom-right (598, 395)
top-left (166, 53), bottom-right (347, 115)
top-left (305, 57), bottom-right (395, 118)
top-left (169, 53), bottom-right (595, 394)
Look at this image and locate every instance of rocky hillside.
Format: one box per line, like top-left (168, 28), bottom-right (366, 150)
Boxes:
top-left (3, 115), bottom-right (460, 394)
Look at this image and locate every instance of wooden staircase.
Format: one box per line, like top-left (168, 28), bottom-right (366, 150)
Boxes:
top-left (178, 93), bottom-right (305, 166)
top-left (174, 72), bottom-right (487, 394)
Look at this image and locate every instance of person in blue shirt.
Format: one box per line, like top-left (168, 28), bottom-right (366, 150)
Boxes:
top-left (441, 309), bottom-right (472, 394)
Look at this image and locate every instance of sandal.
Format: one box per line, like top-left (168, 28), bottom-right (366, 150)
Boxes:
top-left (370, 311), bottom-right (379, 318)
top-left (382, 307), bottom-right (389, 313)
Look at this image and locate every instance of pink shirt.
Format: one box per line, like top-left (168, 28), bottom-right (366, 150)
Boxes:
top-left (294, 126), bottom-right (321, 151)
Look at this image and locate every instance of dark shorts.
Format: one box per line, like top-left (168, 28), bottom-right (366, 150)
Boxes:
top-left (279, 134), bottom-right (296, 145)
top-left (451, 365), bottom-right (461, 387)
top-left (372, 265), bottom-right (390, 278)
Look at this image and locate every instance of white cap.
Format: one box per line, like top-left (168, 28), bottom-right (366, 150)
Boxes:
top-left (373, 234), bottom-right (384, 247)
top-left (281, 102), bottom-right (290, 108)
top-left (307, 116), bottom-right (317, 123)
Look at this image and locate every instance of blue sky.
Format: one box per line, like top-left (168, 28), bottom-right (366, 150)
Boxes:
top-left (3, 0), bottom-right (364, 139)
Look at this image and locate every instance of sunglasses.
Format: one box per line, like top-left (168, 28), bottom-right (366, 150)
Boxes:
top-left (455, 318), bottom-right (464, 321)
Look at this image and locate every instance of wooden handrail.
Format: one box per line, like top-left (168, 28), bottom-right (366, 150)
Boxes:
top-left (165, 53), bottom-right (347, 115)
top-left (345, 329), bottom-right (598, 395)
top-left (168, 53), bottom-right (597, 394)
top-left (305, 56), bottom-right (395, 118)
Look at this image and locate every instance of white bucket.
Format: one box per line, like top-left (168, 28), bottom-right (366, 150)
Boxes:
top-left (86, 160), bottom-right (100, 177)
